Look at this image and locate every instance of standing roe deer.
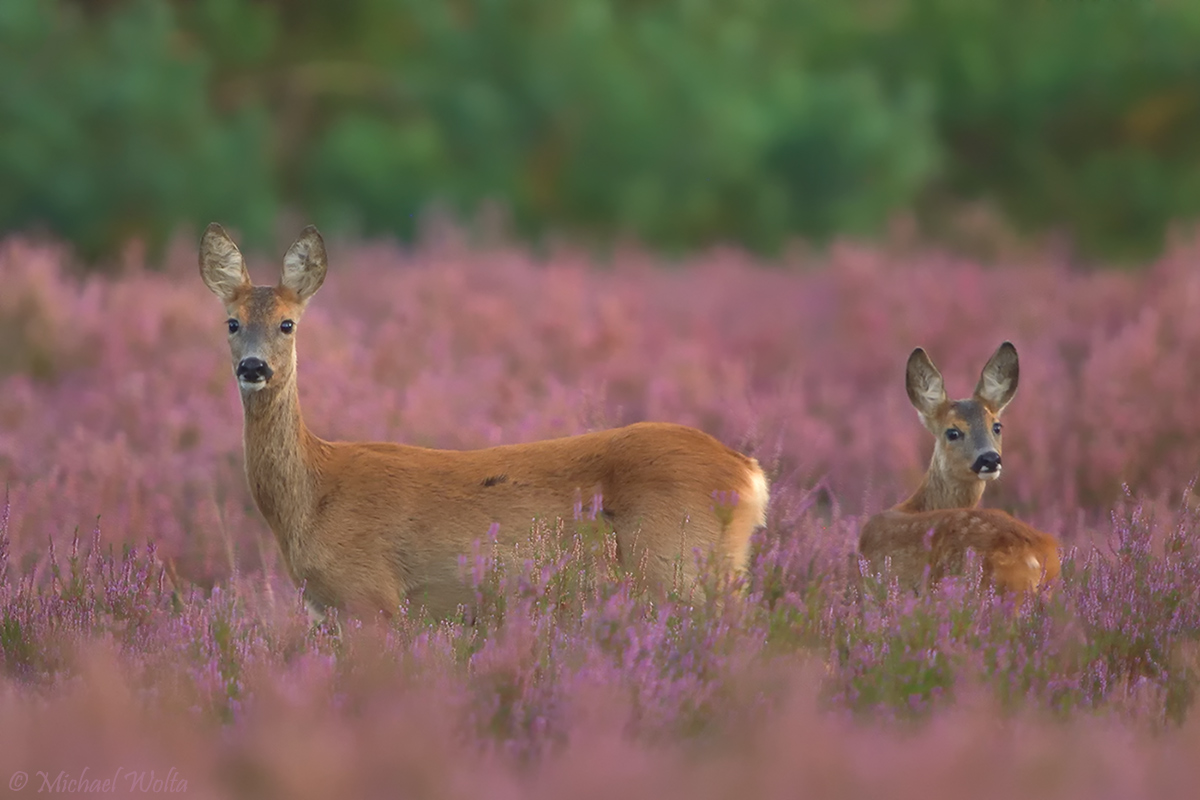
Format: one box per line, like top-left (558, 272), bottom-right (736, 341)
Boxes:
top-left (858, 342), bottom-right (1060, 593)
top-left (200, 223), bottom-right (768, 619)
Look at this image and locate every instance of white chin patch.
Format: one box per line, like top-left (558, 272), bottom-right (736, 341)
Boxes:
top-left (979, 469), bottom-right (1001, 481)
top-left (238, 379), bottom-right (268, 392)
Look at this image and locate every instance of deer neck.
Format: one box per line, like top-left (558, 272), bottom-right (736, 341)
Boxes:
top-left (895, 457), bottom-right (986, 513)
top-left (240, 372), bottom-right (323, 556)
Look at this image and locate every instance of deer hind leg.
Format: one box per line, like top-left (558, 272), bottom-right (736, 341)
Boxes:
top-left (607, 504), bottom-right (707, 600)
top-left (611, 512), bottom-right (692, 595)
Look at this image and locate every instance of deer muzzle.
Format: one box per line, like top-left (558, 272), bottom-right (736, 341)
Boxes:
top-left (236, 357), bottom-right (274, 384)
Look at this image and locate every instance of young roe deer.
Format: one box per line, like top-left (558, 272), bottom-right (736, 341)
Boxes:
top-left (200, 223), bottom-right (769, 619)
top-left (858, 342), bottom-right (1061, 593)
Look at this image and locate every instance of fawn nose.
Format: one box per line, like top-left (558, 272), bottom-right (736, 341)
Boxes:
top-left (971, 451), bottom-right (1002, 475)
top-left (236, 357), bottom-right (273, 383)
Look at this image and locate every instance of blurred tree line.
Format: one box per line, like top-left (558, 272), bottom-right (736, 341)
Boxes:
top-left (1, 0), bottom-right (1198, 262)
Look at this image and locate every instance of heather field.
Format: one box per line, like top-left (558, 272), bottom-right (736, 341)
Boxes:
top-left (1, 230), bottom-right (1200, 798)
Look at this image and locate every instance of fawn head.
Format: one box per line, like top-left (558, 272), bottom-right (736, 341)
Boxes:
top-left (200, 223), bottom-right (327, 394)
top-left (905, 342), bottom-right (1019, 482)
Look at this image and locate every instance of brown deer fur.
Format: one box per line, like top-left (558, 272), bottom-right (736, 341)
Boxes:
top-left (858, 343), bottom-right (1061, 593)
top-left (200, 223), bottom-right (769, 619)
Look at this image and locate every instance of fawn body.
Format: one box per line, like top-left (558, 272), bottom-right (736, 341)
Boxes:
top-left (200, 224), bottom-right (768, 619)
top-left (858, 343), bottom-right (1060, 593)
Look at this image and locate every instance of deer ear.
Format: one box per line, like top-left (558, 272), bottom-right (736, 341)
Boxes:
top-left (974, 341), bottom-right (1019, 413)
top-left (199, 223), bottom-right (250, 303)
top-left (280, 225), bottom-right (327, 302)
top-left (905, 347), bottom-right (947, 420)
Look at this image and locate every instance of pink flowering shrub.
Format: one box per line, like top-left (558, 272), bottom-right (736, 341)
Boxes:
top-left (4, 230), bottom-right (1200, 570)
top-left (1, 229), bottom-right (1199, 795)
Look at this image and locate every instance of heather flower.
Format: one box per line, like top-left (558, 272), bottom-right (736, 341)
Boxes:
top-left (0, 231), bottom-right (1198, 792)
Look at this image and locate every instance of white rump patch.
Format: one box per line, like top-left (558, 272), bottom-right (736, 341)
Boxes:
top-left (746, 466), bottom-right (770, 528)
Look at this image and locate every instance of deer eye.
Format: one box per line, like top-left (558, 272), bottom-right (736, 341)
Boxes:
top-left (945, 428), bottom-right (962, 441)
top-left (227, 319), bottom-right (240, 334)
top-left (280, 320), bottom-right (295, 334)
top-left (993, 422), bottom-right (1002, 435)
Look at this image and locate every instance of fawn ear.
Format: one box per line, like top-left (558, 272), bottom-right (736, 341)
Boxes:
top-left (281, 225), bottom-right (327, 302)
top-left (199, 223), bottom-right (251, 303)
top-left (974, 341), bottom-right (1019, 413)
top-left (905, 347), bottom-right (947, 420)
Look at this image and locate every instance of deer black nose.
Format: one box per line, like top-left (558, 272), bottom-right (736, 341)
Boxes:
top-left (236, 357), bottom-right (273, 383)
top-left (971, 451), bottom-right (1002, 474)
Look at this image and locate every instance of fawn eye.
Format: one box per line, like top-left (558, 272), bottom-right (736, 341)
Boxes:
top-left (945, 428), bottom-right (962, 441)
top-left (227, 319), bottom-right (240, 334)
top-left (280, 320), bottom-right (295, 334)
top-left (993, 422), bottom-right (1002, 435)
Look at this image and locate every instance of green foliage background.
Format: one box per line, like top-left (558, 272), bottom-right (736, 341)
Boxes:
top-left (2, 0), bottom-right (1198, 260)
